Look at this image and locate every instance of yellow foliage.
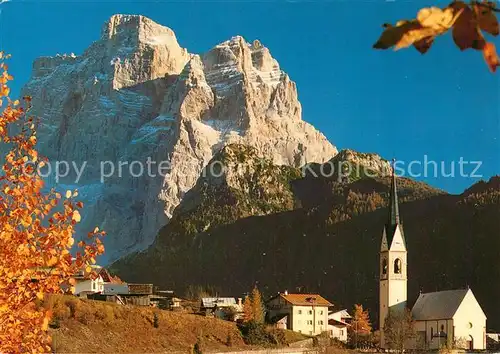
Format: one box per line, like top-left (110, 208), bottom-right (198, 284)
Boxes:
top-left (0, 54), bottom-right (106, 352)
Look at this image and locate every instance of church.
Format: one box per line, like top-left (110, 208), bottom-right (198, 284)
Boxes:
top-left (379, 166), bottom-right (487, 350)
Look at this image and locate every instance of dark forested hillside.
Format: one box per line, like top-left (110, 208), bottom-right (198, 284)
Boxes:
top-left (111, 146), bottom-right (500, 330)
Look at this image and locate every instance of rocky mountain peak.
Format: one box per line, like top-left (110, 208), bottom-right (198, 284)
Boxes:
top-left (22, 15), bottom-right (337, 263)
top-left (332, 149), bottom-right (392, 176)
top-left (102, 15), bottom-right (176, 42)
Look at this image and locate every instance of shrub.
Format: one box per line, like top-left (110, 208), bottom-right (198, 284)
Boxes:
top-left (153, 312), bottom-right (159, 328)
top-left (226, 332), bottom-right (233, 347)
top-left (220, 306), bottom-right (238, 321)
top-left (193, 332), bottom-right (204, 354)
top-left (238, 321), bottom-right (284, 346)
top-left (65, 299), bottom-right (78, 318)
top-left (48, 317), bottom-right (60, 329)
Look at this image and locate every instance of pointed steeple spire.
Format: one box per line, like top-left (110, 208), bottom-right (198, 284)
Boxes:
top-left (388, 159), bottom-right (400, 227)
top-left (384, 159), bottom-right (406, 249)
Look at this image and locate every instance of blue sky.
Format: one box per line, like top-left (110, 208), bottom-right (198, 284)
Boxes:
top-left (0, 0), bottom-right (498, 193)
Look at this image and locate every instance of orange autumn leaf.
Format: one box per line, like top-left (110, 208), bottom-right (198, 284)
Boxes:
top-left (483, 42), bottom-right (500, 72)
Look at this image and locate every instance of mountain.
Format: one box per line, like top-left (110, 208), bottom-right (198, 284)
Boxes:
top-left (22, 15), bottom-right (336, 262)
top-left (111, 146), bottom-right (500, 331)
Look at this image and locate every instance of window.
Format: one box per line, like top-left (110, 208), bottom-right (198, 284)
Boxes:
top-left (431, 327), bottom-right (434, 338)
top-left (394, 258), bottom-right (402, 274)
top-left (318, 320), bottom-right (324, 325)
top-left (319, 310), bottom-right (324, 315)
top-left (382, 258), bottom-right (388, 275)
top-left (307, 320), bottom-right (313, 325)
top-left (308, 310), bottom-right (313, 315)
top-left (340, 329), bottom-right (343, 336)
top-left (298, 310), bottom-right (302, 314)
top-left (441, 324), bottom-right (445, 332)
top-left (468, 322), bottom-right (473, 329)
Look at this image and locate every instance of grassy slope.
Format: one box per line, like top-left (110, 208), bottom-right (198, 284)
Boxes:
top-left (46, 296), bottom-right (246, 353)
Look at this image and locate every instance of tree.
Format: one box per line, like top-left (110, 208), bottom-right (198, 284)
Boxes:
top-left (348, 304), bottom-right (372, 348)
top-left (226, 332), bottom-right (233, 347)
top-left (153, 312), bottom-right (159, 328)
top-left (241, 287), bottom-right (265, 324)
top-left (251, 286), bottom-right (265, 324)
top-left (383, 308), bottom-right (416, 353)
top-left (184, 284), bottom-right (216, 301)
top-left (242, 295), bottom-right (254, 323)
top-left (374, 1), bottom-right (500, 73)
top-left (220, 306), bottom-right (238, 321)
top-left (0, 53), bottom-right (105, 352)
top-left (193, 331), bottom-right (204, 354)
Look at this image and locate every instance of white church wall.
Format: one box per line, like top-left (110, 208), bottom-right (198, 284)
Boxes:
top-left (414, 319), bottom-right (453, 350)
top-left (452, 291), bottom-right (487, 350)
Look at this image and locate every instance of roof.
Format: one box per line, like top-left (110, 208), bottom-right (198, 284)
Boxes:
top-left (74, 265), bottom-right (104, 281)
top-left (388, 164), bottom-right (400, 227)
top-left (128, 283), bottom-right (153, 295)
top-left (99, 268), bottom-right (123, 284)
top-left (269, 314), bottom-right (288, 324)
top-left (329, 318), bottom-right (349, 327)
top-left (329, 309), bottom-right (352, 319)
top-left (201, 297), bottom-right (237, 308)
top-left (385, 166), bottom-right (406, 248)
top-left (411, 289), bottom-right (469, 321)
top-left (279, 293), bottom-right (332, 307)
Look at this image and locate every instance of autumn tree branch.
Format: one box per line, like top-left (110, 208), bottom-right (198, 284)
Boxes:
top-left (473, 1), bottom-right (500, 13)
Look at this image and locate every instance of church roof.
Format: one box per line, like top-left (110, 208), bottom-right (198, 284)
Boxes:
top-left (411, 289), bottom-right (469, 321)
top-left (384, 162), bottom-right (406, 248)
top-left (388, 163), bottom-right (400, 227)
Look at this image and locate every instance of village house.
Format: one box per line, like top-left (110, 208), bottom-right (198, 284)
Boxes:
top-left (73, 265), bottom-right (105, 296)
top-left (168, 297), bottom-right (186, 311)
top-left (328, 309), bottom-right (351, 343)
top-left (379, 167), bottom-right (487, 350)
top-left (267, 292), bottom-right (332, 336)
top-left (201, 297), bottom-right (243, 320)
top-left (89, 282), bottom-right (171, 307)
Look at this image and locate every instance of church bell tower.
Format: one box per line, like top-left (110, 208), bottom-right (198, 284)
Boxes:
top-left (379, 162), bottom-right (407, 348)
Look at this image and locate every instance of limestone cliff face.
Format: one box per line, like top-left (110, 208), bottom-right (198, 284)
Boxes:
top-left (22, 14), bottom-right (337, 262)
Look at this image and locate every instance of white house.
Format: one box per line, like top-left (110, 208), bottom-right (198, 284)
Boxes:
top-left (74, 271), bottom-right (104, 295)
top-left (201, 297), bottom-right (243, 320)
top-left (412, 288), bottom-right (487, 350)
top-left (267, 292), bottom-right (332, 336)
top-left (379, 167), bottom-right (487, 350)
top-left (328, 309), bottom-right (351, 342)
top-left (73, 266), bottom-right (123, 296)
